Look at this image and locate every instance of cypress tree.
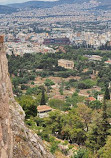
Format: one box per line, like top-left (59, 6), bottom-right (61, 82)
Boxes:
top-left (40, 87), bottom-right (46, 105)
top-left (104, 86), bottom-right (110, 100)
top-left (86, 97), bottom-right (110, 151)
top-left (99, 99), bottom-right (110, 147)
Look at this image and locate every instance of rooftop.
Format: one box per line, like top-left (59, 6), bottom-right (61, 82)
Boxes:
top-left (58, 59), bottom-right (74, 63)
top-left (86, 97), bottom-right (96, 101)
top-left (37, 105), bottom-right (52, 113)
top-left (105, 60), bottom-right (111, 64)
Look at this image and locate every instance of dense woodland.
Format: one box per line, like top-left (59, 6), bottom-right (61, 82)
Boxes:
top-left (7, 47), bottom-right (111, 157)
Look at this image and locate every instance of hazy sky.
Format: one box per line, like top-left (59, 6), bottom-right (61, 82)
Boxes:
top-left (0, 0), bottom-right (57, 5)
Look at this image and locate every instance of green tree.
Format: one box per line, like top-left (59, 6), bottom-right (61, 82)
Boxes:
top-left (100, 100), bottom-right (110, 146)
top-left (48, 99), bottom-right (67, 111)
top-left (86, 111), bottom-right (103, 151)
top-left (72, 148), bottom-right (90, 158)
top-left (86, 100), bottom-right (110, 152)
top-left (61, 109), bottom-right (86, 144)
top-left (66, 92), bottom-right (85, 107)
top-left (50, 140), bottom-right (59, 154)
top-left (104, 86), bottom-right (110, 100)
top-left (26, 86), bottom-right (40, 95)
top-left (40, 87), bottom-right (46, 105)
top-left (98, 136), bottom-right (111, 158)
top-left (21, 84), bottom-right (28, 90)
top-left (12, 77), bottom-right (19, 88)
top-left (17, 95), bottom-right (37, 118)
top-left (89, 100), bottom-right (102, 110)
top-left (76, 103), bottom-right (92, 132)
top-left (44, 79), bottom-right (54, 93)
top-left (59, 80), bottom-right (64, 95)
top-left (46, 110), bottom-right (63, 136)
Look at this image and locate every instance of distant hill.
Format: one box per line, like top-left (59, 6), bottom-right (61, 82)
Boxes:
top-left (8, 0), bottom-right (89, 9)
top-left (0, 5), bottom-right (17, 14)
top-left (94, 0), bottom-right (111, 10)
top-left (7, 0), bottom-right (111, 10)
top-left (98, 0), bottom-right (111, 5)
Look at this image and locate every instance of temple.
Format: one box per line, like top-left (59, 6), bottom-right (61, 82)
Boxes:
top-left (58, 59), bottom-right (74, 69)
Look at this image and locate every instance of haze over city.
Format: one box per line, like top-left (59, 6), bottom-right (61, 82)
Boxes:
top-left (0, 0), bottom-right (57, 5)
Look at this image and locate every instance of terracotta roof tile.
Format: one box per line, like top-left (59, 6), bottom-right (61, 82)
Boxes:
top-left (86, 97), bottom-right (96, 101)
top-left (37, 105), bottom-right (52, 112)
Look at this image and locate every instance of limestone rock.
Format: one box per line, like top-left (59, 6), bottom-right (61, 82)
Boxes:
top-left (0, 44), bottom-right (54, 158)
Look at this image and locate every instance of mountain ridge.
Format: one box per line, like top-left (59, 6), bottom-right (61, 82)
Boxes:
top-left (7, 0), bottom-right (90, 9)
top-left (7, 0), bottom-right (111, 10)
top-left (0, 5), bottom-right (17, 14)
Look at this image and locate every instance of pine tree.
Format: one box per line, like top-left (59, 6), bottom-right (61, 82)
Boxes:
top-left (40, 87), bottom-right (46, 105)
top-left (86, 99), bottom-right (110, 151)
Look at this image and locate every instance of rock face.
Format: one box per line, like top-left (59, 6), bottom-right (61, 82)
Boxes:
top-left (0, 43), bottom-right (54, 158)
top-left (0, 44), bottom-right (13, 158)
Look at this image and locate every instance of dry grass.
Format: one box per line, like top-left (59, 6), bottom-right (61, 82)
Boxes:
top-left (55, 150), bottom-right (68, 158)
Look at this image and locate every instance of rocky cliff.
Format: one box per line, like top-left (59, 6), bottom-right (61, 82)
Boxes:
top-left (0, 43), bottom-right (54, 158)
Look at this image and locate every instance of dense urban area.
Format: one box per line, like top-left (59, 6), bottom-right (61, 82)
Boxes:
top-left (1, 0), bottom-right (111, 157)
top-left (0, 0), bottom-right (111, 55)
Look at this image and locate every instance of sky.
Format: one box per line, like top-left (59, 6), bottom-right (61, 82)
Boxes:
top-left (0, 0), bottom-right (57, 5)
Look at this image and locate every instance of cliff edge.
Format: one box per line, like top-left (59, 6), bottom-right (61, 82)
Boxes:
top-left (0, 39), bottom-right (54, 158)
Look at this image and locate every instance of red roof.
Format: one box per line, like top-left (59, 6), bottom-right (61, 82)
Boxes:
top-left (105, 60), bottom-right (111, 63)
top-left (86, 97), bottom-right (96, 101)
top-left (37, 105), bottom-right (52, 112)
